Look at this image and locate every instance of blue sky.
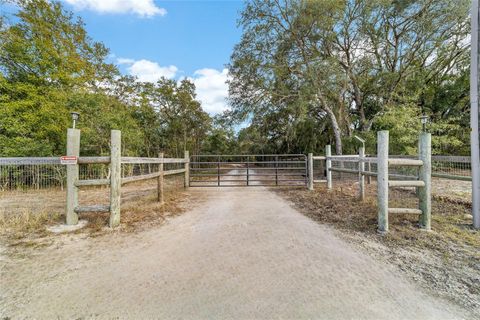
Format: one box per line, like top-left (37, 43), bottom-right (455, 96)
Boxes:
top-left (4, 0), bottom-right (245, 114)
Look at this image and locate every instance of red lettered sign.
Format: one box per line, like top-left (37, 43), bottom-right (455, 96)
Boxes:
top-left (60, 156), bottom-right (78, 165)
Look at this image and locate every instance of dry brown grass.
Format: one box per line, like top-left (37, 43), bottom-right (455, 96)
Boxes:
top-left (277, 183), bottom-right (480, 316)
top-left (0, 210), bottom-right (63, 240)
top-left (0, 175), bottom-right (188, 241)
top-left (279, 183), bottom-right (479, 247)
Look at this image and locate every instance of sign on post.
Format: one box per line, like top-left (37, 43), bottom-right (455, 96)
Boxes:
top-left (60, 156), bottom-right (78, 165)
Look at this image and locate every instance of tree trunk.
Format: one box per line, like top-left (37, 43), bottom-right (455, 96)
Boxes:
top-left (324, 105), bottom-right (343, 155)
top-left (317, 95), bottom-right (343, 155)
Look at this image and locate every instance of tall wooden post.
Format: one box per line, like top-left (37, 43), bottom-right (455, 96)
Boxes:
top-left (418, 132), bottom-right (432, 230)
top-left (158, 152), bottom-right (164, 204)
top-left (184, 150), bottom-right (190, 188)
top-left (66, 128), bottom-right (80, 225)
top-left (326, 145), bottom-right (332, 189)
top-left (359, 147), bottom-right (365, 201)
top-left (377, 131), bottom-right (389, 233)
top-left (109, 130), bottom-right (121, 228)
top-left (308, 153), bottom-right (314, 190)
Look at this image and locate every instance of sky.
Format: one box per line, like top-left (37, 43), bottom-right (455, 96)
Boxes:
top-left (4, 0), bottom-right (245, 115)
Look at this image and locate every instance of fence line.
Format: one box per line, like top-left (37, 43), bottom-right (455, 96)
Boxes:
top-left (309, 130), bottom-right (433, 233)
top-left (0, 129), bottom-right (190, 228)
top-left (64, 129), bottom-right (189, 228)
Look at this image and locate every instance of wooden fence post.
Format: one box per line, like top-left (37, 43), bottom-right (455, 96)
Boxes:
top-left (308, 153), bottom-right (314, 190)
top-left (66, 128), bottom-right (80, 225)
top-left (418, 132), bottom-right (432, 230)
top-left (184, 150), bottom-right (190, 188)
top-left (377, 131), bottom-right (389, 233)
top-left (359, 146), bottom-right (365, 201)
top-left (109, 130), bottom-right (121, 228)
top-left (326, 145), bottom-right (332, 189)
top-left (158, 152), bottom-right (164, 204)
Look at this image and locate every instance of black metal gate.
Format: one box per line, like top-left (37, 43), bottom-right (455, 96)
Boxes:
top-left (189, 154), bottom-right (307, 187)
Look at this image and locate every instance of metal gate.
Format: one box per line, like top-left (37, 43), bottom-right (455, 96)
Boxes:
top-left (189, 154), bottom-right (307, 187)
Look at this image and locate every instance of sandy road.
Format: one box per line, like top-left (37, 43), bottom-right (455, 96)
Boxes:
top-left (1, 187), bottom-right (468, 319)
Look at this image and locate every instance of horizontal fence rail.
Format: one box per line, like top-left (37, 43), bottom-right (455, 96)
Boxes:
top-left (189, 154), bottom-right (307, 187)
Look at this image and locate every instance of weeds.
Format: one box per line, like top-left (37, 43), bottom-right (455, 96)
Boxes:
top-left (0, 175), bottom-right (187, 241)
top-left (0, 209), bottom-right (62, 239)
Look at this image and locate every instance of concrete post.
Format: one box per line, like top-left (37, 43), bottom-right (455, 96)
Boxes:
top-left (308, 153), bottom-right (314, 190)
top-left (377, 131), bottom-right (389, 233)
top-left (109, 130), bottom-right (121, 228)
top-left (326, 145), bottom-right (332, 189)
top-left (359, 147), bottom-right (365, 201)
top-left (158, 152), bottom-right (164, 204)
top-left (418, 132), bottom-right (432, 230)
top-left (184, 150), bottom-right (190, 188)
top-left (66, 128), bottom-right (80, 225)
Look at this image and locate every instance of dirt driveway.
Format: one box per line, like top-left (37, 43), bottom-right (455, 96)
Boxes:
top-left (0, 187), bottom-right (469, 319)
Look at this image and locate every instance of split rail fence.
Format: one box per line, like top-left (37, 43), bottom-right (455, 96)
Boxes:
top-left (0, 129), bottom-right (190, 228)
top-left (309, 131), bottom-right (433, 233)
top-left (65, 129), bottom-right (189, 227)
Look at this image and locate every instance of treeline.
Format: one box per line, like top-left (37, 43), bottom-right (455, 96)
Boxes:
top-left (229, 0), bottom-right (471, 156)
top-left (0, 0), bottom-right (235, 158)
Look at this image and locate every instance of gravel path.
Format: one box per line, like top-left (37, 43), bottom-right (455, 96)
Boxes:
top-left (1, 187), bottom-right (468, 319)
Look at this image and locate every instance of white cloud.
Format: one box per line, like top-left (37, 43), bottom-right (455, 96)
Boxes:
top-left (62, 0), bottom-right (167, 18)
top-left (117, 58), bottom-right (229, 114)
top-left (117, 58), bottom-right (136, 65)
top-left (119, 58), bottom-right (178, 82)
top-left (190, 68), bottom-right (230, 115)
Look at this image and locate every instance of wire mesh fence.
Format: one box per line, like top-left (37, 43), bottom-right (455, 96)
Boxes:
top-left (0, 157), bottom-right (187, 216)
top-left (312, 154), bottom-right (472, 204)
top-left (0, 153), bottom-right (474, 217)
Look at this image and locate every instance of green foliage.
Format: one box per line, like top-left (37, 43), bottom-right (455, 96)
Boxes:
top-left (0, 0), bottom-right (226, 158)
top-left (229, 0), bottom-right (471, 156)
top-left (373, 105), bottom-right (422, 155)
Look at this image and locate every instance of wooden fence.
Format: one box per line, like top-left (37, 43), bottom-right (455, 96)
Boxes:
top-left (66, 129), bottom-right (189, 228)
top-left (309, 131), bottom-right (432, 233)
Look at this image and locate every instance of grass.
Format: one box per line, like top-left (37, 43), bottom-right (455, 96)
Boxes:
top-left (0, 209), bottom-right (62, 239)
top-left (279, 183), bottom-right (479, 249)
top-left (0, 175), bottom-right (187, 242)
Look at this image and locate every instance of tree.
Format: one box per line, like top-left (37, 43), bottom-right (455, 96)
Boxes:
top-left (0, 0), bottom-right (223, 158)
top-left (229, 0), bottom-right (471, 155)
top-left (0, 0), bottom-right (118, 156)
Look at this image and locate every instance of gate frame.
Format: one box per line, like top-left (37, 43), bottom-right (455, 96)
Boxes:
top-left (189, 154), bottom-right (309, 188)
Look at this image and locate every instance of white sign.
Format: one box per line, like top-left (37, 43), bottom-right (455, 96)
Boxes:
top-left (60, 156), bottom-right (78, 165)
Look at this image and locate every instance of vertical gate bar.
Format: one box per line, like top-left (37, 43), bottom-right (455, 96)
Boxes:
top-left (303, 155), bottom-right (308, 187)
top-left (217, 156), bottom-right (220, 186)
top-left (247, 156), bottom-right (250, 186)
top-left (184, 150), bottom-right (189, 189)
top-left (275, 155), bottom-right (278, 186)
top-left (367, 161), bottom-right (372, 184)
